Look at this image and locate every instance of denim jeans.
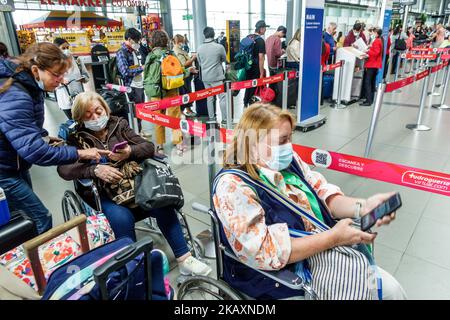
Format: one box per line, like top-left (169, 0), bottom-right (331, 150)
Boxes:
top-left (100, 197), bottom-right (189, 259)
top-left (0, 170), bottom-right (52, 234)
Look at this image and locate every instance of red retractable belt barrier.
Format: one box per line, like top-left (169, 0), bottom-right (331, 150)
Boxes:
top-left (405, 53), bottom-right (437, 60)
top-left (135, 104), bottom-right (207, 138)
top-left (441, 54), bottom-right (450, 60)
top-left (385, 74), bottom-right (416, 92)
top-left (431, 61), bottom-right (448, 73)
top-left (230, 74), bottom-right (285, 91)
top-left (135, 85), bottom-right (225, 111)
top-left (218, 128), bottom-right (450, 197)
top-left (322, 61), bottom-right (343, 72)
top-left (288, 70), bottom-right (299, 80)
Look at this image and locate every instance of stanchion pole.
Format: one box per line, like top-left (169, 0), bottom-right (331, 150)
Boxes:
top-left (428, 54), bottom-right (441, 96)
top-left (206, 120), bottom-right (217, 208)
top-left (282, 70), bottom-right (289, 111)
top-left (432, 63), bottom-right (450, 110)
top-left (364, 83), bottom-right (386, 158)
top-left (331, 60), bottom-right (346, 109)
top-left (406, 67), bottom-right (432, 131)
top-left (127, 102), bottom-right (137, 132)
top-left (224, 81), bottom-right (233, 129)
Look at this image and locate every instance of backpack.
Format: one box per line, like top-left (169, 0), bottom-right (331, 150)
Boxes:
top-left (234, 34), bottom-right (261, 76)
top-left (394, 34), bottom-right (407, 51)
top-left (107, 56), bottom-right (120, 84)
top-left (160, 53), bottom-right (185, 90)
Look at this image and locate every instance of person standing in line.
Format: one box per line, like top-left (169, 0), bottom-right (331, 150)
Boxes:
top-left (323, 22), bottom-right (337, 64)
top-left (336, 31), bottom-right (344, 49)
top-left (116, 28), bottom-right (147, 136)
top-left (266, 26), bottom-right (287, 75)
top-left (216, 31), bottom-right (228, 53)
top-left (243, 20), bottom-right (268, 108)
top-left (53, 38), bottom-right (90, 120)
top-left (286, 28), bottom-right (301, 70)
top-left (361, 28), bottom-right (383, 107)
top-left (197, 27), bottom-right (228, 125)
top-left (173, 34), bottom-right (198, 118)
top-left (390, 25), bottom-right (407, 75)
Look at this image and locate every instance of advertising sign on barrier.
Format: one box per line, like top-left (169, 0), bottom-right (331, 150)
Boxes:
top-left (217, 128), bottom-right (450, 197)
top-left (406, 53), bottom-right (438, 60)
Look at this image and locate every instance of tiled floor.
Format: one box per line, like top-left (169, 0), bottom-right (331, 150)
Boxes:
top-left (31, 69), bottom-right (450, 299)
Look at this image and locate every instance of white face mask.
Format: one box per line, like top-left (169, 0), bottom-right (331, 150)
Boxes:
top-left (35, 78), bottom-right (45, 91)
top-left (63, 49), bottom-right (71, 56)
top-left (84, 115), bottom-right (109, 132)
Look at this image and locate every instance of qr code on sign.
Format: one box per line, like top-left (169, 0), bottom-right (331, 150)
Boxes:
top-left (315, 152), bottom-right (329, 166)
top-left (312, 150), bottom-right (331, 168)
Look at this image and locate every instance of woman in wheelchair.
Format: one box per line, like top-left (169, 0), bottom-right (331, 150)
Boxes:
top-left (57, 91), bottom-right (211, 277)
top-left (213, 104), bottom-right (406, 300)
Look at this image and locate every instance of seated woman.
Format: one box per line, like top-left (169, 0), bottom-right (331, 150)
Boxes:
top-left (213, 104), bottom-right (407, 300)
top-left (57, 92), bottom-right (211, 277)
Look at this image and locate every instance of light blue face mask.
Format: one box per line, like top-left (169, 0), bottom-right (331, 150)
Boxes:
top-left (35, 78), bottom-right (45, 91)
top-left (263, 143), bottom-right (294, 171)
top-left (84, 115), bottom-right (109, 132)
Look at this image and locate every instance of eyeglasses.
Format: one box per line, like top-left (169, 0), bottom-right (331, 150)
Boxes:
top-left (45, 69), bottom-right (66, 79)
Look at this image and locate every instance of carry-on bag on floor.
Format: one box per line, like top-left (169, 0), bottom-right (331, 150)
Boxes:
top-left (193, 75), bottom-right (208, 117)
top-left (273, 77), bottom-right (299, 109)
top-left (322, 73), bottom-right (334, 99)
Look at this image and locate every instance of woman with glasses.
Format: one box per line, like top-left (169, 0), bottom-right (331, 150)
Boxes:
top-left (0, 42), bottom-right (109, 234)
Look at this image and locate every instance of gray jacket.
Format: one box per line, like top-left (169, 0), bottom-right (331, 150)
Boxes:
top-left (197, 38), bottom-right (227, 83)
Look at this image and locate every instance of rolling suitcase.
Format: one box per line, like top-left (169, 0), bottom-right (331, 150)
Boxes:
top-left (18, 215), bottom-right (170, 300)
top-left (322, 74), bottom-right (334, 99)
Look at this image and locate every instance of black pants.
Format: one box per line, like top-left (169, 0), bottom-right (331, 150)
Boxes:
top-left (130, 87), bottom-right (144, 132)
top-left (383, 54), bottom-right (390, 79)
top-left (243, 69), bottom-right (260, 107)
top-left (362, 68), bottom-right (379, 104)
top-left (391, 52), bottom-right (399, 75)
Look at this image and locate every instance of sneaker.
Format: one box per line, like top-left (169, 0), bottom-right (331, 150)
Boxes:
top-left (178, 256), bottom-right (212, 276)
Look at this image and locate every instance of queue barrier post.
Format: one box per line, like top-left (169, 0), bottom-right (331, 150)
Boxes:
top-left (330, 60), bottom-right (346, 109)
top-left (406, 67), bottom-right (432, 131)
top-left (428, 54), bottom-right (441, 96)
top-left (432, 63), bottom-right (450, 110)
top-left (282, 70), bottom-right (289, 111)
top-left (224, 81), bottom-right (233, 129)
top-left (364, 82), bottom-right (386, 157)
top-left (127, 102), bottom-right (137, 133)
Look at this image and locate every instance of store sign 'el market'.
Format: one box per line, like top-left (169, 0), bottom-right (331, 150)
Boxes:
top-left (40, 0), bottom-right (152, 9)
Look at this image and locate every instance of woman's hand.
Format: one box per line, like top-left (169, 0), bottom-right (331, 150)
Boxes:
top-left (330, 219), bottom-right (377, 247)
top-left (94, 165), bottom-right (124, 184)
top-left (109, 145), bottom-right (132, 162)
top-left (362, 192), bottom-right (397, 228)
top-left (77, 148), bottom-right (111, 162)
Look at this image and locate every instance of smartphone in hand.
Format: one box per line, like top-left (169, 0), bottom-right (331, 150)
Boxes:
top-left (111, 141), bottom-right (128, 153)
top-left (361, 193), bottom-right (402, 232)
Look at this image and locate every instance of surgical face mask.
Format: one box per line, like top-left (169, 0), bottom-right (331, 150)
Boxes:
top-left (354, 31), bottom-right (359, 37)
top-left (63, 49), bottom-right (71, 56)
top-left (35, 78), bottom-right (45, 91)
top-left (262, 143), bottom-right (294, 171)
top-left (84, 115), bottom-right (109, 132)
top-left (130, 40), bottom-right (140, 51)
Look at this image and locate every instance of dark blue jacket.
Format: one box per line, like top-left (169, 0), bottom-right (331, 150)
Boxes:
top-left (0, 59), bottom-right (79, 173)
top-left (323, 32), bottom-right (336, 57)
top-left (213, 160), bottom-right (336, 299)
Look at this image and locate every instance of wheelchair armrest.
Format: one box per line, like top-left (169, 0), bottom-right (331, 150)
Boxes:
top-left (77, 179), bottom-right (94, 188)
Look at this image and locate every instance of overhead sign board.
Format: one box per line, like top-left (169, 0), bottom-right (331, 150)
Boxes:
top-left (0, 0), bottom-right (15, 12)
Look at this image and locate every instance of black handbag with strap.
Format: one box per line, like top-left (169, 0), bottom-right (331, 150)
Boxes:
top-left (394, 34), bottom-right (407, 51)
top-left (134, 158), bottom-right (184, 211)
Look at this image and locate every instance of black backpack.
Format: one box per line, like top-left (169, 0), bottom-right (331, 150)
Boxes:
top-left (107, 56), bottom-right (119, 84)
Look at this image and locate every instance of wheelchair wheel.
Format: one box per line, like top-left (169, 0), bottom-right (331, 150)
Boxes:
top-left (178, 212), bottom-right (205, 258)
top-left (177, 276), bottom-right (244, 300)
top-left (61, 190), bottom-right (84, 222)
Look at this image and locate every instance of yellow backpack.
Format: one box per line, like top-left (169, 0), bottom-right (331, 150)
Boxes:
top-left (160, 53), bottom-right (184, 90)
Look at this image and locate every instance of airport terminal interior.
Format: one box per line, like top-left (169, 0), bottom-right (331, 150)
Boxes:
top-left (1, 0), bottom-right (450, 301)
